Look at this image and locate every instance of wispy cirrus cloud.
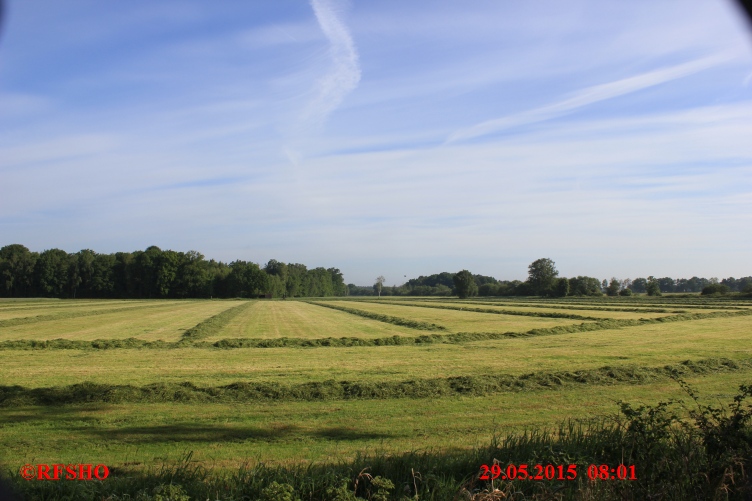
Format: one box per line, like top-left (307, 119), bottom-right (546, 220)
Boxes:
top-left (447, 52), bottom-right (737, 143)
top-left (303, 0), bottom-right (361, 126)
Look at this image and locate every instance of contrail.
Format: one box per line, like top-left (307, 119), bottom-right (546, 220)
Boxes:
top-left (305, 0), bottom-right (361, 126)
top-left (447, 52), bottom-right (736, 143)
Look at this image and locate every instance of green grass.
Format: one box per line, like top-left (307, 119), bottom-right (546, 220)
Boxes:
top-left (0, 300), bottom-right (245, 341)
top-left (321, 300), bottom-right (584, 332)
top-left (0, 299), bottom-right (158, 321)
top-left (207, 301), bottom-right (422, 341)
top-left (1, 371), bottom-right (750, 470)
top-left (401, 299), bottom-right (685, 318)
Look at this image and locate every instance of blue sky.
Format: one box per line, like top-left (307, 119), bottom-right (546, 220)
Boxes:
top-left (1, 0), bottom-right (751, 285)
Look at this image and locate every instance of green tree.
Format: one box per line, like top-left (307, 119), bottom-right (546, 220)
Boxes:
top-left (606, 278), bottom-right (621, 296)
top-left (453, 270), bottom-right (477, 299)
top-left (568, 276), bottom-right (602, 296)
top-left (286, 263), bottom-right (307, 297)
top-left (631, 278), bottom-right (648, 293)
top-left (74, 249), bottom-right (96, 297)
top-left (34, 248), bottom-right (69, 297)
top-left (67, 252), bottom-right (82, 298)
top-left (264, 259), bottom-right (288, 283)
top-left (0, 244), bottom-right (38, 297)
top-left (646, 276), bottom-right (662, 296)
top-left (327, 267), bottom-right (347, 296)
top-left (90, 253), bottom-right (116, 297)
top-left (527, 258), bottom-right (558, 296)
top-left (701, 283), bottom-right (730, 295)
top-left (554, 277), bottom-right (570, 297)
top-left (173, 251), bottom-right (211, 298)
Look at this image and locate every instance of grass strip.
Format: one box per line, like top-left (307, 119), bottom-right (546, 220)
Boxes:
top-left (0, 303), bottom-right (179, 328)
top-left (406, 296), bottom-right (750, 309)
top-left (308, 301), bottom-right (447, 331)
top-left (2, 309), bottom-right (749, 351)
top-left (434, 300), bottom-right (685, 314)
top-left (178, 301), bottom-right (253, 343)
top-left (481, 299), bottom-right (749, 310)
top-left (1, 357), bottom-right (749, 406)
top-left (358, 300), bottom-right (605, 320)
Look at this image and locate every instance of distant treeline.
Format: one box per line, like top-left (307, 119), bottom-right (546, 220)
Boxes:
top-left (348, 271), bottom-right (752, 297)
top-left (3, 244), bottom-right (750, 299)
top-left (347, 273), bottom-right (605, 297)
top-left (0, 244), bottom-right (346, 299)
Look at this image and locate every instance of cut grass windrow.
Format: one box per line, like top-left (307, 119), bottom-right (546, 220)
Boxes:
top-left (307, 301), bottom-right (447, 331)
top-left (469, 299), bottom-right (750, 310)
top-left (430, 300), bottom-right (686, 314)
top-left (178, 302), bottom-right (253, 343)
top-left (358, 300), bottom-right (604, 320)
top-left (1, 357), bottom-right (749, 406)
top-left (1, 309), bottom-right (749, 350)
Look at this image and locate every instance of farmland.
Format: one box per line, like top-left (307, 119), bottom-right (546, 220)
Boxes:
top-left (1, 295), bottom-right (751, 499)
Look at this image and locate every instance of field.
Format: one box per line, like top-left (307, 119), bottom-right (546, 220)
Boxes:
top-left (1, 296), bottom-right (751, 499)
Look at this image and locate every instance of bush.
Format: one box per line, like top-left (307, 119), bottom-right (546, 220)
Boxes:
top-left (647, 281), bottom-right (661, 296)
top-left (619, 288), bottom-right (633, 296)
top-left (260, 481), bottom-right (299, 501)
top-left (553, 277), bottom-right (570, 297)
top-left (701, 283), bottom-right (731, 295)
top-left (478, 283), bottom-right (498, 296)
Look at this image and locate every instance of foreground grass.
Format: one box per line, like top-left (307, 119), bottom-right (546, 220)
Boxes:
top-left (2, 376), bottom-right (751, 501)
top-left (1, 371), bottom-right (750, 468)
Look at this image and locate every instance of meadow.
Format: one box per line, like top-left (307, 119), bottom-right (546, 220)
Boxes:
top-left (0, 296), bottom-right (751, 500)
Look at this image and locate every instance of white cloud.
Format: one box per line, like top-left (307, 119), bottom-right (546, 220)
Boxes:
top-left (447, 52), bottom-right (738, 143)
top-left (301, 0), bottom-right (361, 127)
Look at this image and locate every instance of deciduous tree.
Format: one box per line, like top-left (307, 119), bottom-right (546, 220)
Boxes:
top-left (527, 258), bottom-right (558, 296)
top-left (453, 270), bottom-right (477, 299)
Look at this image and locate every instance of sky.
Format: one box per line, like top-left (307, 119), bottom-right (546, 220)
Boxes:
top-left (1, 0), bottom-right (751, 285)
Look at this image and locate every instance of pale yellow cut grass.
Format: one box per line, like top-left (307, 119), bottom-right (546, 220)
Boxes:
top-left (207, 301), bottom-right (419, 341)
top-left (0, 301), bottom-right (244, 341)
top-left (449, 299), bottom-right (751, 310)
top-left (324, 300), bottom-right (582, 332)
top-left (384, 300), bottom-right (675, 319)
top-left (4, 315), bottom-right (750, 388)
top-left (0, 300), bottom-right (169, 321)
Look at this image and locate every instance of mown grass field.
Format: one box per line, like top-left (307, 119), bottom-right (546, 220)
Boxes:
top-left (1, 295), bottom-right (751, 499)
top-left (204, 301), bottom-right (419, 341)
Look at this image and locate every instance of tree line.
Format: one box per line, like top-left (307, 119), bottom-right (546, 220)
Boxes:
top-left (351, 259), bottom-right (751, 299)
top-left (0, 244), bottom-right (346, 299)
top-left (3, 244), bottom-right (748, 300)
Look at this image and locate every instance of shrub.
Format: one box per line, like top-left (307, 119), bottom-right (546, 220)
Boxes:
top-left (619, 288), bottom-right (633, 296)
top-left (701, 283), bottom-right (731, 295)
top-left (260, 481), bottom-right (300, 501)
